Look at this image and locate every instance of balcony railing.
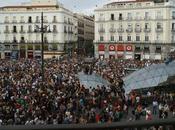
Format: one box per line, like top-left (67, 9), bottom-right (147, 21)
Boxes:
top-left (144, 16), bottom-right (151, 20)
top-left (109, 28), bottom-right (116, 33)
top-left (156, 16), bottom-right (163, 20)
top-left (19, 30), bottom-right (26, 34)
top-left (172, 28), bottom-right (175, 32)
top-left (155, 28), bottom-right (163, 32)
top-left (98, 28), bottom-right (105, 33)
top-left (4, 30), bottom-right (10, 33)
top-left (144, 28), bottom-right (151, 33)
top-left (12, 20), bottom-right (17, 23)
top-left (1, 119), bottom-right (174, 130)
top-left (52, 19), bottom-right (58, 23)
top-left (135, 28), bottom-right (142, 33)
top-left (98, 18), bottom-right (105, 22)
top-left (20, 40), bottom-right (25, 43)
top-left (126, 28), bottom-right (133, 33)
top-left (4, 20), bottom-right (10, 23)
top-left (35, 20), bottom-right (40, 23)
top-left (53, 30), bottom-right (58, 33)
top-left (12, 31), bottom-right (18, 33)
top-left (43, 20), bottom-right (48, 23)
top-left (27, 30), bottom-right (33, 33)
top-left (117, 28), bottom-right (124, 33)
top-left (20, 20), bottom-right (25, 23)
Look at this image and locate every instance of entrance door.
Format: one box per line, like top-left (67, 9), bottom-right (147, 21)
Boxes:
top-left (134, 54), bottom-right (141, 60)
top-left (109, 55), bottom-right (115, 59)
top-left (99, 55), bottom-right (104, 60)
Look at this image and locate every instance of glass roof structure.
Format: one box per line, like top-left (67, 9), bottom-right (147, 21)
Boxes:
top-left (78, 72), bottom-right (110, 89)
top-left (123, 60), bottom-right (175, 93)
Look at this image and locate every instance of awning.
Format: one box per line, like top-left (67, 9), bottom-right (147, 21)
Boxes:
top-left (98, 44), bottom-right (105, 51)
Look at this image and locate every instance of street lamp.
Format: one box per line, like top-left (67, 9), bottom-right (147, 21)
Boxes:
top-left (35, 12), bottom-right (51, 82)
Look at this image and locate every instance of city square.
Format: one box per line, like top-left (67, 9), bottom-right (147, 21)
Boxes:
top-left (0, 0), bottom-right (175, 130)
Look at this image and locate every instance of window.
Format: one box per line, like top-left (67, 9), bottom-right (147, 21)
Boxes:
top-left (136, 36), bottom-right (140, 41)
top-left (53, 16), bottom-right (57, 22)
top-left (28, 16), bottom-right (32, 23)
top-left (111, 36), bottom-right (114, 41)
top-left (157, 22), bottom-right (162, 29)
top-left (172, 23), bottom-right (175, 30)
top-left (145, 23), bottom-right (149, 29)
top-left (136, 12), bottom-right (140, 19)
top-left (119, 13), bottom-right (122, 20)
top-left (127, 13), bottom-right (132, 20)
top-left (53, 25), bottom-right (57, 32)
top-left (111, 14), bottom-right (114, 20)
top-left (20, 26), bottom-right (24, 32)
top-left (5, 26), bottom-right (9, 31)
top-left (172, 11), bottom-right (175, 19)
top-left (127, 35), bottom-right (132, 41)
top-left (13, 36), bottom-right (17, 42)
top-left (119, 36), bottom-right (123, 41)
top-left (36, 16), bottom-right (39, 23)
top-left (100, 36), bottom-right (104, 41)
top-left (156, 11), bottom-right (162, 18)
top-left (156, 34), bottom-right (161, 40)
top-left (145, 12), bottom-right (149, 19)
top-left (13, 26), bottom-right (17, 33)
top-left (28, 25), bottom-right (32, 32)
top-left (145, 36), bottom-right (149, 41)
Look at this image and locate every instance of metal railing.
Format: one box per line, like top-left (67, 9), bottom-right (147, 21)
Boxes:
top-left (0, 119), bottom-right (175, 130)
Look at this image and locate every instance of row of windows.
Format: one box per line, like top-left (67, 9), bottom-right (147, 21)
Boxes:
top-left (98, 22), bottom-right (163, 29)
top-left (99, 35), bottom-right (164, 42)
top-left (4, 25), bottom-right (74, 33)
top-left (4, 16), bottom-right (74, 24)
top-left (98, 11), bottom-right (175, 21)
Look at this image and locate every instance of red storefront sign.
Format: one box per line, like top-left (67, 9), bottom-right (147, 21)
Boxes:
top-left (126, 45), bottom-right (133, 51)
top-left (98, 44), bottom-right (105, 51)
top-left (117, 45), bottom-right (124, 51)
top-left (109, 45), bottom-right (115, 51)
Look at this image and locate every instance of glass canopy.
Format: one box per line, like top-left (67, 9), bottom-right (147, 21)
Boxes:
top-left (123, 61), bottom-right (175, 93)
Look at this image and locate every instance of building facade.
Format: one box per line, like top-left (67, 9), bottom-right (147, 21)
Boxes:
top-left (0, 0), bottom-right (77, 59)
top-left (74, 14), bottom-right (94, 56)
top-left (94, 0), bottom-right (175, 60)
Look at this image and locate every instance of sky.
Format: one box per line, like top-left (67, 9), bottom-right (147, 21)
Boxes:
top-left (0, 0), bottom-right (111, 15)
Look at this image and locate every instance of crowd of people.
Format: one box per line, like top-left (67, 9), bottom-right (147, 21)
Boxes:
top-left (0, 57), bottom-right (174, 125)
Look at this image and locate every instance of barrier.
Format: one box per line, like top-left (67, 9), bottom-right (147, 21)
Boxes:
top-left (1, 118), bottom-right (175, 130)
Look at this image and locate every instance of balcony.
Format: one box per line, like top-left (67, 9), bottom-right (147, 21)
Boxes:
top-left (19, 30), bottom-right (26, 34)
top-left (35, 20), bottom-right (40, 23)
top-left (64, 30), bottom-right (67, 33)
top-left (4, 30), bottom-right (10, 33)
top-left (135, 28), bottom-right (142, 33)
top-left (155, 28), bottom-right (163, 33)
top-left (98, 28), bottom-right (105, 33)
top-left (172, 28), bottom-right (175, 32)
top-left (52, 19), bottom-right (58, 23)
top-left (98, 18), bottom-right (105, 22)
top-left (109, 28), bottom-right (116, 33)
top-left (117, 28), bottom-right (124, 33)
top-left (12, 31), bottom-right (18, 33)
top-left (144, 28), bottom-right (151, 33)
top-left (156, 16), bottom-right (163, 20)
top-left (27, 30), bottom-right (33, 33)
top-left (126, 28), bottom-right (133, 33)
top-left (119, 17), bottom-right (123, 20)
top-left (53, 30), bottom-right (58, 33)
top-left (20, 20), bottom-right (25, 23)
top-left (43, 20), bottom-right (48, 23)
top-left (12, 20), bottom-right (17, 23)
top-left (126, 17), bottom-right (132, 20)
top-left (144, 16), bottom-right (151, 20)
top-left (4, 20), bottom-right (10, 23)
top-left (20, 40), bottom-right (25, 43)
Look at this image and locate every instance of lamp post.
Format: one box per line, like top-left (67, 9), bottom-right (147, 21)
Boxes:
top-left (35, 12), bottom-right (51, 82)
